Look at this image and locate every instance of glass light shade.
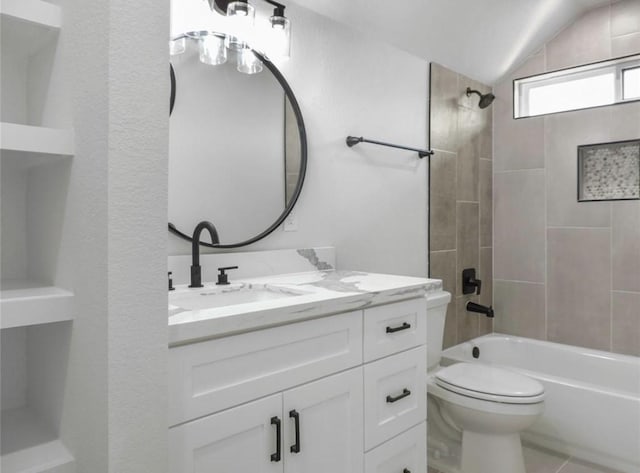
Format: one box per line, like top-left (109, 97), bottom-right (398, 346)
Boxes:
top-left (267, 15), bottom-right (290, 59)
top-left (199, 34), bottom-right (227, 65)
top-left (237, 48), bottom-right (263, 74)
top-left (225, 1), bottom-right (255, 51)
top-left (169, 37), bottom-right (186, 56)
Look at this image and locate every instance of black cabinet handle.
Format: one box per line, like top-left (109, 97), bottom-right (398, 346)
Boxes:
top-left (403, 469), bottom-right (411, 473)
top-left (386, 322), bottom-right (411, 333)
top-left (386, 388), bottom-right (411, 403)
top-left (289, 409), bottom-right (301, 453)
top-left (270, 416), bottom-right (281, 462)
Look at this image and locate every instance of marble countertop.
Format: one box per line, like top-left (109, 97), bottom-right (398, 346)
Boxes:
top-left (168, 270), bottom-right (442, 346)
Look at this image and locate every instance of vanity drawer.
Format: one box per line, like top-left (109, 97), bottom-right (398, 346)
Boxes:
top-left (364, 345), bottom-right (426, 451)
top-left (364, 422), bottom-right (426, 473)
top-left (169, 311), bottom-right (363, 426)
top-left (363, 298), bottom-right (426, 362)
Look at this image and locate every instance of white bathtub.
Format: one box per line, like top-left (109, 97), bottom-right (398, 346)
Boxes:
top-left (440, 333), bottom-right (640, 473)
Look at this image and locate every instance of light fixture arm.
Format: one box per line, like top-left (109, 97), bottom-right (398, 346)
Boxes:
top-left (209, 0), bottom-right (286, 16)
top-left (263, 0), bottom-right (286, 16)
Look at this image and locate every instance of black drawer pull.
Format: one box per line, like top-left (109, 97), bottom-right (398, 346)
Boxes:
top-left (403, 469), bottom-right (411, 473)
top-left (270, 416), bottom-right (281, 462)
top-left (386, 322), bottom-right (411, 333)
top-left (386, 388), bottom-right (411, 403)
top-left (289, 410), bottom-right (301, 453)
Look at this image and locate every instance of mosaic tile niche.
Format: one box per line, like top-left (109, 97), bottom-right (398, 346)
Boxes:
top-left (578, 139), bottom-right (640, 201)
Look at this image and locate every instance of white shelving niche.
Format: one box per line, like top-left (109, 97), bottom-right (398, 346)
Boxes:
top-left (1, 1), bottom-right (76, 472)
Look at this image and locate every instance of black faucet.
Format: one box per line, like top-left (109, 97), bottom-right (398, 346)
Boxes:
top-left (466, 301), bottom-right (494, 318)
top-left (189, 221), bottom-right (220, 288)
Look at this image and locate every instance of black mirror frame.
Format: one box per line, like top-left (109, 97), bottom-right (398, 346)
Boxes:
top-left (168, 49), bottom-right (308, 249)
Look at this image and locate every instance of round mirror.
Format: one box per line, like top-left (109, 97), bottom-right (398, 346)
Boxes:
top-left (168, 40), bottom-right (307, 248)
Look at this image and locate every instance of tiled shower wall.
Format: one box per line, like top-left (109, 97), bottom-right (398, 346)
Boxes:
top-left (429, 63), bottom-right (493, 348)
top-left (493, 0), bottom-right (640, 356)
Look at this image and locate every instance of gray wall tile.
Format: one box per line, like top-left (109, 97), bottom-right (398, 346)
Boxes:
top-left (493, 1), bottom-right (640, 356)
top-left (609, 102), bottom-right (640, 142)
top-left (430, 150), bottom-right (457, 251)
top-left (612, 32), bottom-right (640, 56)
top-left (480, 159), bottom-right (493, 247)
top-left (430, 63), bottom-right (493, 345)
top-left (612, 201), bottom-right (640, 292)
top-left (494, 170), bottom-right (546, 282)
top-left (494, 53), bottom-right (546, 172)
top-left (545, 109), bottom-right (611, 227)
top-left (479, 247), bottom-right (493, 335)
top-left (612, 291), bottom-right (640, 356)
top-left (430, 250), bottom-right (457, 296)
top-left (479, 108), bottom-right (493, 160)
top-left (546, 4), bottom-right (612, 70)
top-left (456, 107), bottom-right (481, 201)
top-left (456, 202), bottom-right (479, 296)
top-left (611, 0), bottom-right (640, 37)
top-left (457, 295), bottom-right (479, 343)
top-left (430, 98), bottom-right (459, 152)
top-left (547, 228), bottom-right (611, 351)
top-left (494, 280), bottom-right (546, 340)
top-left (430, 63), bottom-right (460, 103)
top-left (431, 250), bottom-right (458, 349)
top-left (443, 301), bottom-right (457, 349)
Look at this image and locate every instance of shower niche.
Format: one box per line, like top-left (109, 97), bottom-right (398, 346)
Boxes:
top-left (578, 139), bottom-right (640, 202)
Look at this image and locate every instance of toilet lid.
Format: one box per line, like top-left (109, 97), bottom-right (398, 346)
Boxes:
top-left (435, 363), bottom-right (544, 402)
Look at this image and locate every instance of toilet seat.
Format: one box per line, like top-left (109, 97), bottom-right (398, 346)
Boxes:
top-left (435, 363), bottom-right (545, 404)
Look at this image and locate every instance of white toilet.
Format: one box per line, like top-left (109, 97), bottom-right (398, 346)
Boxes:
top-left (426, 291), bottom-right (545, 473)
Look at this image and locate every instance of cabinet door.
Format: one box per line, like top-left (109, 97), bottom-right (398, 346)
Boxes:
top-left (283, 368), bottom-right (364, 473)
top-left (169, 394), bottom-right (283, 473)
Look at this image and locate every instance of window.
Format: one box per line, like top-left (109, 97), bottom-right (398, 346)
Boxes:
top-left (623, 66), bottom-right (640, 100)
top-left (514, 54), bottom-right (640, 118)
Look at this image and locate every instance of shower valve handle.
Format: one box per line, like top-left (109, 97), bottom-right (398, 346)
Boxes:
top-left (462, 268), bottom-right (482, 295)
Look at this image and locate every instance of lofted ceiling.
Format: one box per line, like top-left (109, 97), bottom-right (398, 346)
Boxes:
top-left (287, 0), bottom-right (611, 85)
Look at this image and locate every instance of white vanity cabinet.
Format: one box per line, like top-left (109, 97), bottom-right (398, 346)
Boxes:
top-left (169, 368), bottom-right (363, 473)
top-left (169, 296), bottom-right (429, 473)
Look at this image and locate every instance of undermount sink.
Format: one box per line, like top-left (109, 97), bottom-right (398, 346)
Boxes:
top-left (169, 283), bottom-right (310, 312)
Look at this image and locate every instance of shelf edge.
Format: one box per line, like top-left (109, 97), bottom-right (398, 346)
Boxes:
top-left (0, 123), bottom-right (74, 157)
top-left (0, 0), bottom-right (62, 30)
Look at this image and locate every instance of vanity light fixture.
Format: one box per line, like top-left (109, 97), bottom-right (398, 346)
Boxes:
top-left (267, 3), bottom-right (291, 59)
top-left (225, 0), bottom-right (255, 51)
top-left (199, 33), bottom-right (228, 65)
top-left (208, 0), bottom-right (291, 59)
top-left (170, 0), bottom-right (291, 73)
top-left (237, 48), bottom-right (264, 74)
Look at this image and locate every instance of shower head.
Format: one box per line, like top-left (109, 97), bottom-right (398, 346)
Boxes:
top-left (466, 87), bottom-right (495, 109)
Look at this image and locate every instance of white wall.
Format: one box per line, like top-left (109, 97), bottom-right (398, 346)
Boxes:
top-left (169, 4), bottom-right (430, 278)
top-left (107, 0), bottom-right (169, 471)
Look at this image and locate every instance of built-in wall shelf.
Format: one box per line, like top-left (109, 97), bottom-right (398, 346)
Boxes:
top-left (0, 0), bottom-right (61, 55)
top-left (1, 122), bottom-right (74, 156)
top-left (0, 281), bottom-right (74, 329)
top-left (1, 407), bottom-right (75, 473)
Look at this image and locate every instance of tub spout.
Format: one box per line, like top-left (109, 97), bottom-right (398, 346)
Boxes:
top-left (466, 301), bottom-right (494, 318)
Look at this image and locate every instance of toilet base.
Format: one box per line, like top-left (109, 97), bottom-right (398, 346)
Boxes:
top-left (461, 430), bottom-right (525, 473)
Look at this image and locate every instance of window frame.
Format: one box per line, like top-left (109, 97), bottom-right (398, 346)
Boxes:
top-left (513, 53), bottom-right (640, 119)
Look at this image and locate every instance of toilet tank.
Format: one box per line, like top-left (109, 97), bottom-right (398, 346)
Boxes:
top-left (426, 290), bottom-right (452, 371)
